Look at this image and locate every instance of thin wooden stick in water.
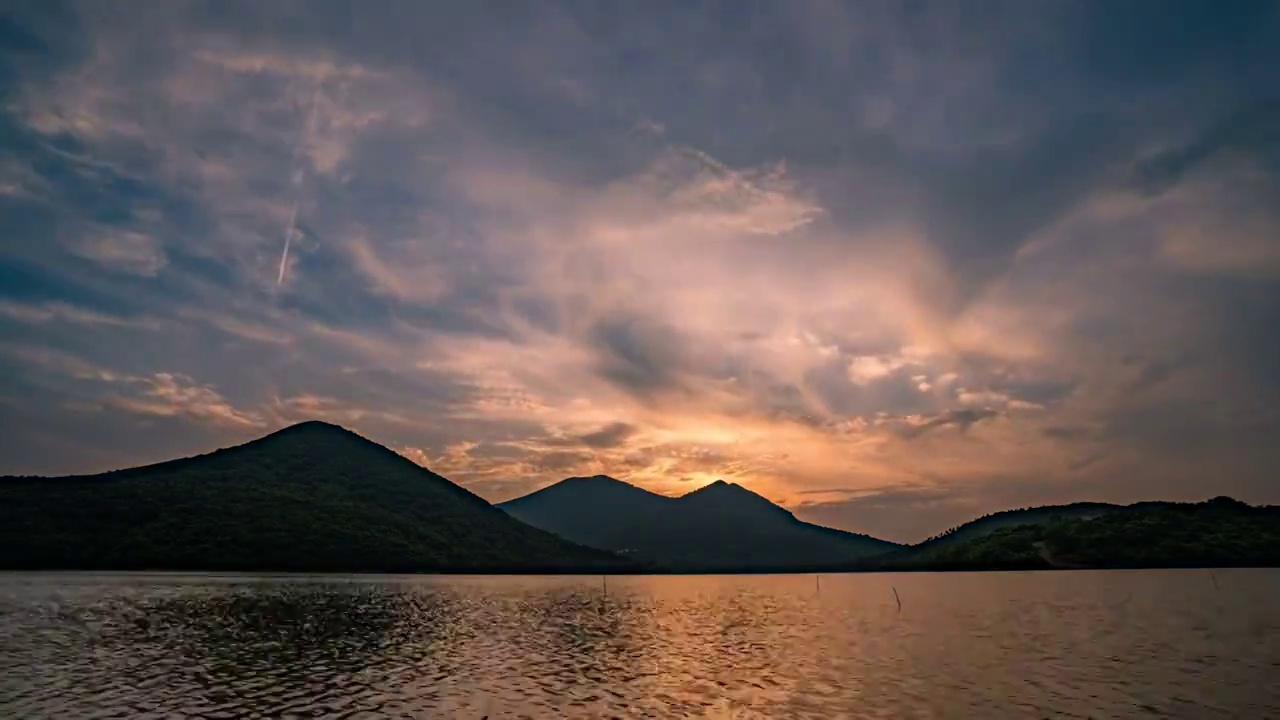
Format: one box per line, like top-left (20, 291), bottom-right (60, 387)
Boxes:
top-left (603, 574), bottom-right (607, 597)
top-left (1210, 571), bottom-right (1219, 591)
top-left (816, 575), bottom-right (820, 594)
top-left (892, 586), bottom-right (902, 611)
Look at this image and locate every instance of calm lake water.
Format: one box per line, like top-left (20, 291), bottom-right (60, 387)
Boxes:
top-left (1, 571), bottom-right (1277, 719)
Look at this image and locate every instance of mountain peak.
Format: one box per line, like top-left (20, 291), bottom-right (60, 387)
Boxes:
top-left (275, 420), bottom-right (354, 435)
top-left (250, 421), bottom-right (371, 453)
top-left (680, 479), bottom-right (789, 516)
top-left (563, 474), bottom-right (626, 484)
top-left (500, 472), bottom-right (901, 570)
top-left (501, 474), bottom-right (667, 510)
top-left (544, 474), bottom-right (645, 494)
top-left (687, 479), bottom-right (749, 496)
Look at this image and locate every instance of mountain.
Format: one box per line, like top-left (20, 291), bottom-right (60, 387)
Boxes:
top-left (0, 421), bottom-right (630, 573)
top-left (866, 497), bottom-right (1280, 571)
top-left (499, 476), bottom-right (902, 571)
top-left (493, 474), bottom-right (673, 552)
top-left (909, 502), bottom-right (1122, 552)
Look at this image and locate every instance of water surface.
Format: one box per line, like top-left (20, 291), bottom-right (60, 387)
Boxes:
top-left (2, 571), bottom-right (1277, 718)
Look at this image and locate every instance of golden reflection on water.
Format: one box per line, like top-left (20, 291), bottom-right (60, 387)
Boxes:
top-left (1, 571), bottom-right (1278, 718)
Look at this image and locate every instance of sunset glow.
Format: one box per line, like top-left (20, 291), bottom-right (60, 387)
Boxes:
top-left (2, 2), bottom-right (1278, 542)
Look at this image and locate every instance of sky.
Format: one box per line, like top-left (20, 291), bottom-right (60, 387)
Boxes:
top-left (1, 1), bottom-right (1278, 542)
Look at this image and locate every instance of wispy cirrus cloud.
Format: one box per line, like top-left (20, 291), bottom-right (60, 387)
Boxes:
top-left (100, 372), bottom-right (263, 429)
top-left (0, 299), bottom-right (157, 328)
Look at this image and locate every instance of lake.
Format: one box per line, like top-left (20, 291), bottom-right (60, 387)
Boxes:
top-left (1, 571), bottom-right (1277, 718)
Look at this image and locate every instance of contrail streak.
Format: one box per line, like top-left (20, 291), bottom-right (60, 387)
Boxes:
top-left (277, 81), bottom-right (322, 286)
top-left (276, 198), bottom-right (301, 286)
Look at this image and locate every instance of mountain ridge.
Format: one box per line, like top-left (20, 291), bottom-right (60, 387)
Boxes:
top-left (856, 496), bottom-right (1280, 571)
top-left (499, 474), bottom-right (902, 571)
top-left (6, 423), bottom-right (1275, 573)
top-left (0, 421), bottom-right (631, 573)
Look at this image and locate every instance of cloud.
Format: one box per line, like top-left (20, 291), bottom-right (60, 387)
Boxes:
top-left (1, 1), bottom-right (1278, 531)
top-left (650, 148), bottom-right (822, 236)
top-left (793, 483), bottom-right (973, 543)
top-left (2, 342), bottom-right (250, 432)
top-left (1153, 166), bottom-right (1280, 278)
top-left (890, 408), bottom-right (999, 440)
top-left (268, 394), bottom-right (413, 428)
top-left (847, 355), bottom-right (903, 385)
top-left (956, 390), bottom-right (1010, 408)
top-left (0, 342), bottom-right (115, 380)
top-left (101, 372), bottom-right (263, 429)
top-left (575, 421), bottom-right (638, 449)
top-left (1042, 425), bottom-right (1089, 441)
top-left (585, 315), bottom-right (694, 400)
top-left (1131, 100), bottom-right (1280, 198)
top-left (0, 300), bottom-right (157, 328)
top-left (68, 230), bottom-right (167, 276)
top-left (347, 235), bottom-right (453, 305)
top-left (173, 308), bottom-right (292, 345)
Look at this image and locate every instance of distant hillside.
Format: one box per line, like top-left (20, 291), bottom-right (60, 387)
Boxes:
top-left (0, 422), bottom-right (629, 573)
top-left (867, 497), bottom-right (1280, 571)
top-left (499, 477), bottom-right (901, 571)
top-left (912, 502), bottom-right (1122, 552)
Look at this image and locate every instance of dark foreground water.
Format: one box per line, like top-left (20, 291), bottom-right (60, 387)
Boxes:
top-left (1, 571), bottom-right (1278, 719)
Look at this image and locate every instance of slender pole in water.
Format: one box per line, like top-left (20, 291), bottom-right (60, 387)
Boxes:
top-left (892, 586), bottom-right (902, 611)
top-left (603, 574), bottom-right (607, 597)
top-left (815, 575), bottom-right (820, 594)
top-left (1210, 571), bottom-right (1219, 591)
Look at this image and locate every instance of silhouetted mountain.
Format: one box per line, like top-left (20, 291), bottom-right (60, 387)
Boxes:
top-left (494, 474), bottom-right (672, 553)
top-left (0, 421), bottom-right (630, 573)
top-left (679, 479), bottom-right (794, 518)
top-left (499, 476), bottom-right (901, 571)
top-left (864, 497), bottom-right (1280, 571)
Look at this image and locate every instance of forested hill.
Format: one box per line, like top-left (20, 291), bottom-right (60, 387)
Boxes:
top-left (866, 497), bottom-right (1280, 571)
top-left (0, 421), bottom-right (631, 573)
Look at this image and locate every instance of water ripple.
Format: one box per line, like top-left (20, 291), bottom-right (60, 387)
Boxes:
top-left (2, 571), bottom-right (1278, 718)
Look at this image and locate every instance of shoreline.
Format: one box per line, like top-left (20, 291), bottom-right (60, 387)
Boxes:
top-left (3, 563), bottom-right (1277, 578)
